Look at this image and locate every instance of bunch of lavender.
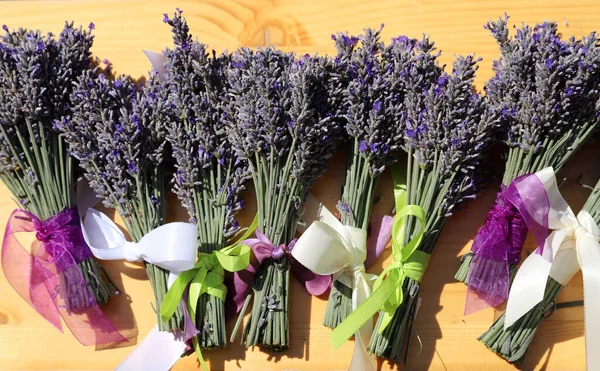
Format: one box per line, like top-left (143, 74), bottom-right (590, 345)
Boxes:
top-left (478, 175), bottom-right (600, 363)
top-left (163, 12), bottom-right (250, 351)
top-left (322, 27), bottom-right (412, 329)
top-left (226, 48), bottom-right (343, 350)
top-left (0, 23), bottom-right (111, 310)
top-left (368, 52), bottom-right (499, 361)
top-left (57, 70), bottom-right (184, 331)
top-left (455, 16), bottom-right (600, 284)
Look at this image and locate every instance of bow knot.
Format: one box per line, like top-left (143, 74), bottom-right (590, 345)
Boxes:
top-left (123, 241), bottom-right (142, 262)
top-left (35, 230), bottom-right (52, 243)
top-left (272, 244), bottom-right (287, 260)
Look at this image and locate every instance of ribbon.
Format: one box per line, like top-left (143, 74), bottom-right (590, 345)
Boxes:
top-left (160, 215), bottom-right (258, 370)
top-left (230, 228), bottom-right (332, 314)
top-left (465, 167), bottom-right (559, 313)
top-left (330, 166), bottom-right (428, 349)
top-left (80, 207), bottom-right (197, 287)
top-left (80, 208), bottom-right (199, 371)
top-left (143, 50), bottom-right (168, 81)
top-left (505, 197), bottom-right (600, 370)
top-left (291, 194), bottom-right (390, 371)
top-left (1, 207), bottom-right (126, 346)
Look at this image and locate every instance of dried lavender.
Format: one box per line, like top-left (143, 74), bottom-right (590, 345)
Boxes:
top-left (323, 27), bottom-right (412, 329)
top-left (0, 22), bottom-right (111, 310)
top-left (226, 48), bottom-right (343, 349)
top-left (368, 52), bottom-right (499, 362)
top-left (162, 11), bottom-right (249, 351)
top-left (455, 16), bottom-right (600, 287)
top-left (478, 175), bottom-right (600, 363)
top-left (57, 69), bottom-right (184, 331)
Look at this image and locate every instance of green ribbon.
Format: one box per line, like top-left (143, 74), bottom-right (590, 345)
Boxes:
top-left (330, 165), bottom-right (429, 349)
top-left (159, 214), bottom-right (259, 369)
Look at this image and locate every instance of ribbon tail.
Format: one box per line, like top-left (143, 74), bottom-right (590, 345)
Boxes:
top-left (348, 273), bottom-right (376, 371)
top-left (116, 326), bottom-right (187, 371)
top-left (348, 331), bottom-right (376, 371)
top-left (504, 248), bottom-right (551, 329)
top-left (576, 234), bottom-right (600, 370)
top-left (331, 275), bottom-right (397, 349)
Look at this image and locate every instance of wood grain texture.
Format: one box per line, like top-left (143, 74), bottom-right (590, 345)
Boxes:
top-left (1, 1), bottom-right (600, 370)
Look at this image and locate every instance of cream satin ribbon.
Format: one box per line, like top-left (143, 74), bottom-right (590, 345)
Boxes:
top-left (80, 207), bottom-right (198, 371)
top-left (505, 202), bottom-right (600, 370)
top-left (292, 195), bottom-right (377, 371)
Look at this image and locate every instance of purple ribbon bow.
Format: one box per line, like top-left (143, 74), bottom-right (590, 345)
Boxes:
top-left (465, 173), bottom-right (550, 314)
top-left (228, 229), bottom-right (332, 315)
top-left (1, 207), bottom-right (126, 345)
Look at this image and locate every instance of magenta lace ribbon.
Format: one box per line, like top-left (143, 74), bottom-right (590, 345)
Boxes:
top-left (1, 207), bottom-right (125, 345)
top-left (465, 173), bottom-right (550, 314)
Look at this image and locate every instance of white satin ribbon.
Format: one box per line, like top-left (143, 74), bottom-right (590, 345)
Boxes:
top-left (115, 326), bottom-right (187, 371)
top-left (81, 207), bottom-right (198, 371)
top-left (81, 207), bottom-right (197, 286)
top-left (293, 195), bottom-right (377, 371)
top-left (143, 50), bottom-right (168, 81)
top-left (505, 194), bottom-right (600, 370)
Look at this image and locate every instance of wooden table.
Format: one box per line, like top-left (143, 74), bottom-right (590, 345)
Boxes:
top-left (1, 1), bottom-right (599, 370)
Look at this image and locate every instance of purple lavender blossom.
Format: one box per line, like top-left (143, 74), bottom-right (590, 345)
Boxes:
top-left (161, 10), bottom-right (249, 241)
top-left (484, 15), bottom-right (600, 166)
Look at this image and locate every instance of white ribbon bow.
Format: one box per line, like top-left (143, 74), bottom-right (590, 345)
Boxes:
top-left (292, 195), bottom-right (377, 371)
top-left (506, 189), bottom-right (600, 370)
top-left (81, 208), bottom-right (198, 286)
top-left (81, 208), bottom-right (198, 371)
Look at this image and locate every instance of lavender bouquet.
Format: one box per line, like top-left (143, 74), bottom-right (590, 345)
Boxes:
top-left (468, 18), bottom-right (600, 363)
top-left (478, 176), bottom-right (600, 364)
top-left (366, 50), bottom-right (498, 361)
top-left (322, 27), bottom-right (410, 329)
top-left (455, 17), bottom-right (600, 303)
top-left (226, 48), bottom-right (343, 350)
top-left (162, 12), bottom-right (250, 354)
top-left (0, 23), bottom-right (111, 311)
top-left (57, 70), bottom-right (185, 331)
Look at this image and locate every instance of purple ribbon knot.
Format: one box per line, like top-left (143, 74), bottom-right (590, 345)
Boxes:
top-left (227, 229), bottom-right (331, 316)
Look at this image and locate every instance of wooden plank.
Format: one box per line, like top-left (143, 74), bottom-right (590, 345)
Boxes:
top-left (0, 1), bottom-right (599, 370)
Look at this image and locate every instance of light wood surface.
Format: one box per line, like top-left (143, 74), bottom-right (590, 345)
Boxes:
top-left (1, 1), bottom-right (599, 370)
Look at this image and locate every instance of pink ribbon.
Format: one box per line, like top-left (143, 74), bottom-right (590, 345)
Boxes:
top-left (1, 208), bottom-right (126, 346)
top-left (465, 173), bottom-right (550, 314)
top-left (364, 213), bottom-right (393, 269)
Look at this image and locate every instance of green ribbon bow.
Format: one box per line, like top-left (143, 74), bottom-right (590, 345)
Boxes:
top-left (330, 165), bottom-right (429, 349)
top-left (160, 214), bottom-right (258, 369)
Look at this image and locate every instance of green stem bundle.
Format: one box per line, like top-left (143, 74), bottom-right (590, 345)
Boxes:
top-left (368, 149), bottom-right (450, 362)
top-left (323, 138), bottom-right (379, 329)
top-left (0, 121), bottom-right (111, 311)
top-left (242, 149), bottom-right (305, 350)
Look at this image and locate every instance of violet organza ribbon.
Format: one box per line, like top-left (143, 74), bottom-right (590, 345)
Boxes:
top-left (1, 207), bottom-right (126, 346)
top-left (465, 172), bottom-right (550, 314)
top-left (229, 229), bottom-right (332, 314)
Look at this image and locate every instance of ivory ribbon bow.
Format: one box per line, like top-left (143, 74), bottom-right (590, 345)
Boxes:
top-left (80, 208), bottom-right (198, 371)
top-left (292, 195), bottom-right (381, 371)
top-left (505, 175), bottom-right (600, 371)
